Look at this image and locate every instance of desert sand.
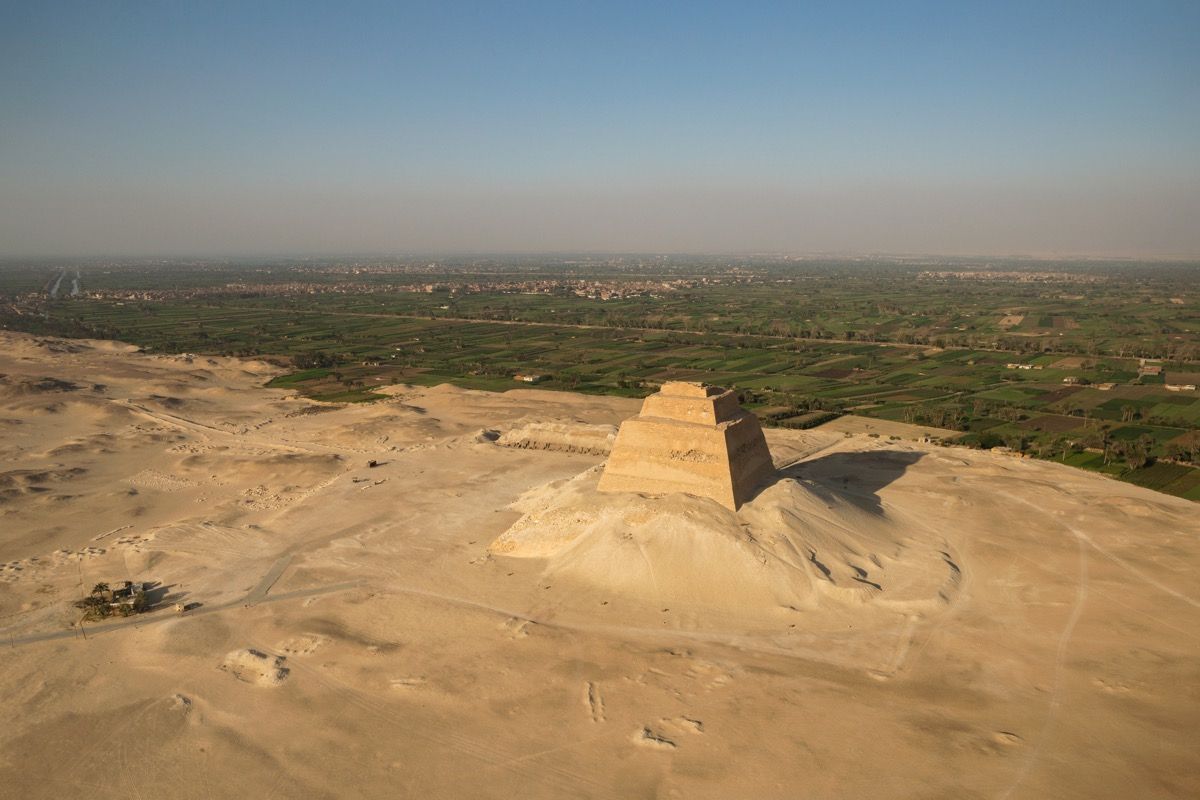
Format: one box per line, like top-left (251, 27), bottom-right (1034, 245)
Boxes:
top-left (1, 330), bottom-right (1198, 799)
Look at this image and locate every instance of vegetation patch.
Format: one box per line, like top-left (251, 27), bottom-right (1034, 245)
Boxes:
top-left (3, 257), bottom-right (1196, 500)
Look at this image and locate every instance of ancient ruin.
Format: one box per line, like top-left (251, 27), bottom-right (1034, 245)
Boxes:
top-left (597, 381), bottom-right (775, 510)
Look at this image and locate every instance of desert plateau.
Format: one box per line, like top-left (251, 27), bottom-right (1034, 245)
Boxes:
top-left (0, 330), bottom-right (1197, 799)
top-left (5, 4), bottom-right (1199, 795)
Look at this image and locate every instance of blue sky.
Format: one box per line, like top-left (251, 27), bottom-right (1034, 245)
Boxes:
top-left (1, 1), bottom-right (1197, 255)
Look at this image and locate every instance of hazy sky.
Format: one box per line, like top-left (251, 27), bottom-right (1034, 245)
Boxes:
top-left (2, 1), bottom-right (1198, 257)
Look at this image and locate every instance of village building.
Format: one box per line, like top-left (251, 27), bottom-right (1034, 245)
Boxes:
top-left (1165, 372), bottom-right (1200, 392)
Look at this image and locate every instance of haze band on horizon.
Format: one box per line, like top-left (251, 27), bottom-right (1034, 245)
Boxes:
top-left (1, 1), bottom-right (1197, 258)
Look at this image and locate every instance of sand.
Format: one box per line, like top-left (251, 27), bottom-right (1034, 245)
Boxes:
top-left (1, 330), bottom-right (1198, 799)
top-left (811, 413), bottom-right (967, 442)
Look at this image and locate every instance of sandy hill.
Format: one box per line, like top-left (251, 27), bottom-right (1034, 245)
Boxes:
top-left (0, 330), bottom-right (1198, 799)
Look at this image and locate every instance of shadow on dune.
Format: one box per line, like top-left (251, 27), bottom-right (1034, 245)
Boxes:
top-left (758, 450), bottom-right (926, 516)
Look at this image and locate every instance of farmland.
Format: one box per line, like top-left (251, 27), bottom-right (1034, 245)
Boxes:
top-left (2, 256), bottom-right (1198, 500)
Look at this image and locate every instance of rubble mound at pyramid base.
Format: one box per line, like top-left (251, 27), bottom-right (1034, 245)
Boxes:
top-left (490, 466), bottom-right (960, 615)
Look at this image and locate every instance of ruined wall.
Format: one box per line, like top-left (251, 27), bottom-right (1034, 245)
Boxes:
top-left (496, 422), bottom-right (617, 456)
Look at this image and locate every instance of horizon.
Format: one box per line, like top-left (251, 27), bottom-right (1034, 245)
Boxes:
top-left (2, 1), bottom-right (1198, 257)
top-left (5, 250), bottom-right (1200, 263)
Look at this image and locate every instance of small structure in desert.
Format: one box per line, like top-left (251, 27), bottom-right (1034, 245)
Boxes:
top-left (74, 580), bottom-right (149, 620)
top-left (597, 381), bottom-right (775, 510)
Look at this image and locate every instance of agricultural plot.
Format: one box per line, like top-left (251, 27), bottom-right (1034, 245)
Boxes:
top-left (2, 257), bottom-right (1197, 499)
top-left (1021, 415), bottom-right (1086, 434)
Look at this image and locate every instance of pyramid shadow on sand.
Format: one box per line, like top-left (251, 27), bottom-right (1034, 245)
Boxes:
top-left (760, 450), bottom-right (926, 516)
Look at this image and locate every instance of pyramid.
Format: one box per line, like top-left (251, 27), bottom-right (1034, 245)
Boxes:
top-left (597, 381), bottom-right (775, 510)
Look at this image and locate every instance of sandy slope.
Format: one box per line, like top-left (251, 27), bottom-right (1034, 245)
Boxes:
top-left (0, 331), bottom-right (1198, 799)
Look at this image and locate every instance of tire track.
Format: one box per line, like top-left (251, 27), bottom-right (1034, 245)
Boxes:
top-left (995, 494), bottom-right (1090, 800)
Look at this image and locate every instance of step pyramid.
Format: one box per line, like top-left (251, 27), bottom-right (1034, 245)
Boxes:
top-left (597, 381), bottom-right (775, 510)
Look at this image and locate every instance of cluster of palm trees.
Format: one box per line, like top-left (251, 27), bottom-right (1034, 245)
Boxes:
top-left (73, 581), bottom-right (148, 621)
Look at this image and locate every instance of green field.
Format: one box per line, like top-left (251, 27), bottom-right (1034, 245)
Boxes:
top-left (2, 256), bottom-right (1197, 500)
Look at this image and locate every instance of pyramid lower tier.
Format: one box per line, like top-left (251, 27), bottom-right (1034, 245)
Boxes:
top-left (596, 411), bottom-right (775, 510)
